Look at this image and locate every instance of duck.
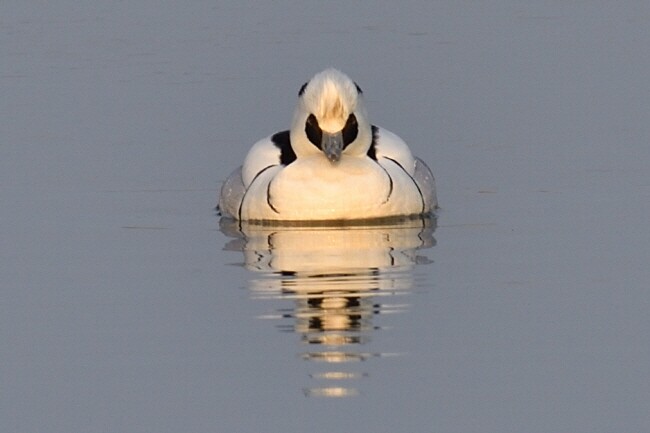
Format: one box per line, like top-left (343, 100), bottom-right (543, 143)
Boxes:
top-left (218, 68), bottom-right (437, 223)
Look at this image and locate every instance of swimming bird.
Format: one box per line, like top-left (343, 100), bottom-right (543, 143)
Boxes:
top-left (218, 68), bottom-right (437, 223)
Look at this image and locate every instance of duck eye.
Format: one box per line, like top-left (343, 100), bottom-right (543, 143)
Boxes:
top-left (305, 114), bottom-right (322, 148)
top-left (342, 113), bottom-right (358, 147)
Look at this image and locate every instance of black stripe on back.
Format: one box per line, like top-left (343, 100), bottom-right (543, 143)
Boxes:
top-left (266, 178), bottom-right (279, 214)
top-left (376, 163), bottom-right (394, 204)
top-left (367, 125), bottom-right (379, 160)
top-left (383, 156), bottom-right (426, 214)
top-left (238, 164), bottom-right (276, 221)
top-left (271, 130), bottom-right (296, 165)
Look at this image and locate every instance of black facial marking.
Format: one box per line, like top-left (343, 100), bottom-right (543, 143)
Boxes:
top-left (271, 130), bottom-right (296, 165)
top-left (342, 113), bottom-right (358, 147)
top-left (305, 114), bottom-right (322, 149)
top-left (354, 82), bottom-right (363, 94)
top-left (298, 81), bottom-right (308, 96)
top-left (366, 125), bottom-right (379, 160)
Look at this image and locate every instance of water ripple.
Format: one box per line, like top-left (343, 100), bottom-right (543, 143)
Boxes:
top-left (220, 217), bottom-right (436, 397)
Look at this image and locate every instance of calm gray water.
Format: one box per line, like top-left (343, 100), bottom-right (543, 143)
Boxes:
top-left (2, 1), bottom-right (650, 432)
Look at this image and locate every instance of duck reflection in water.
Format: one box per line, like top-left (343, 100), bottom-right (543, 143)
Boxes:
top-left (220, 217), bottom-right (436, 398)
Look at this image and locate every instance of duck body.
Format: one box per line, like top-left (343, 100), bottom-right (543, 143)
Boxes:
top-left (218, 69), bottom-right (437, 223)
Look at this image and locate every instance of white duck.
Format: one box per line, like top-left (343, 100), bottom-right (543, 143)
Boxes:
top-left (218, 68), bottom-right (437, 223)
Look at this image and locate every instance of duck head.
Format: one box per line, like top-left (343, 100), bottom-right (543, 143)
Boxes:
top-left (290, 69), bottom-right (372, 163)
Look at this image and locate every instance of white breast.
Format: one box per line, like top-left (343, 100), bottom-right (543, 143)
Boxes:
top-left (218, 125), bottom-right (436, 222)
top-left (238, 154), bottom-right (424, 222)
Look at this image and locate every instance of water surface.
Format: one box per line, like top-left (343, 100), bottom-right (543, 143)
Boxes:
top-left (2, 1), bottom-right (650, 432)
top-left (221, 218), bottom-right (436, 398)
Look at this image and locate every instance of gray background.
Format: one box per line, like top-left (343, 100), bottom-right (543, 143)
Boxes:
top-left (2, 1), bottom-right (649, 432)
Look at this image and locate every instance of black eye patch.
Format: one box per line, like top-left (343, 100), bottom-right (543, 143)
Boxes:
top-left (342, 114), bottom-right (358, 147)
top-left (305, 114), bottom-right (322, 148)
top-left (305, 113), bottom-right (358, 151)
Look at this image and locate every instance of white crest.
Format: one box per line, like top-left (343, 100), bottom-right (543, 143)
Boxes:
top-left (291, 68), bottom-right (371, 157)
